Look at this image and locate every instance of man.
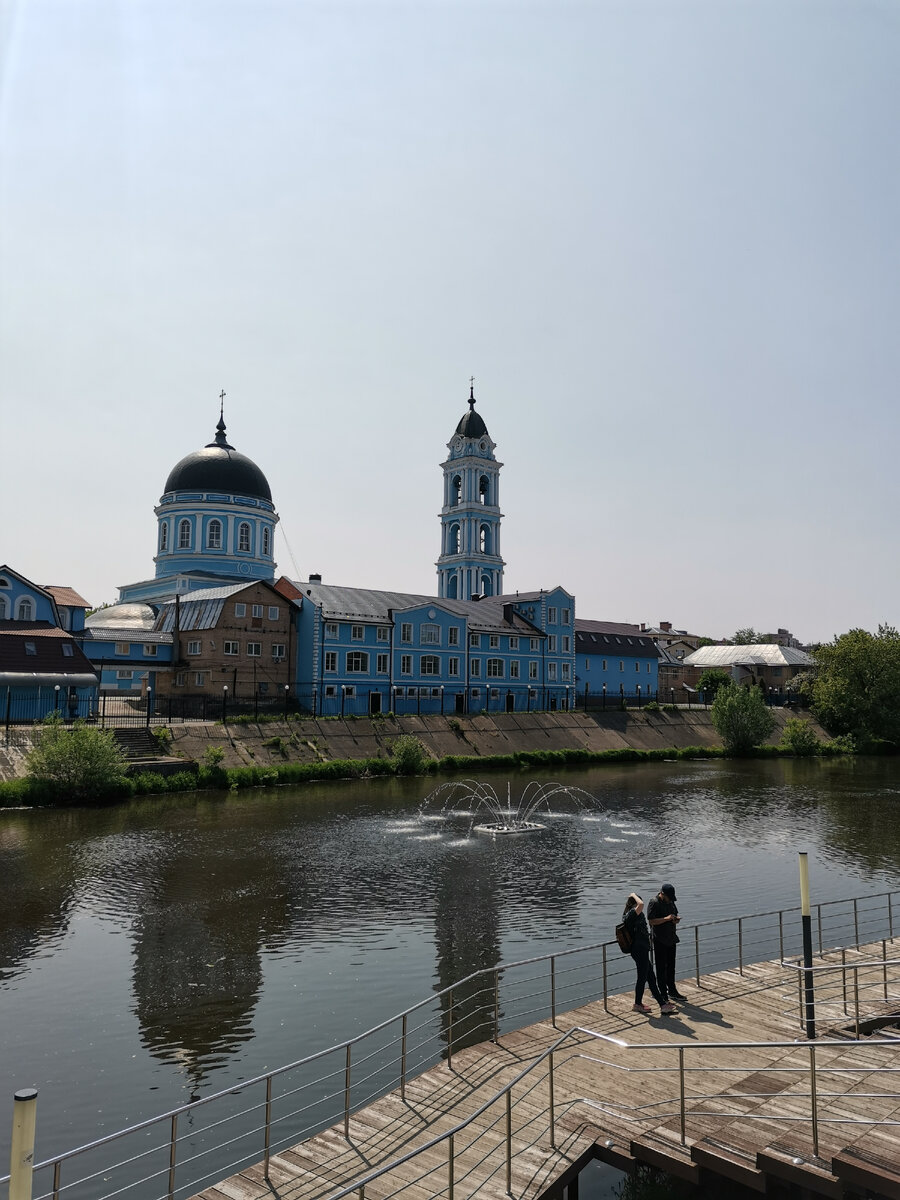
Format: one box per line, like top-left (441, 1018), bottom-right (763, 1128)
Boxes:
top-left (648, 883), bottom-right (687, 1003)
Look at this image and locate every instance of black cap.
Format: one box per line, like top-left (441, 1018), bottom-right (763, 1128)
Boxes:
top-left (661, 883), bottom-right (676, 899)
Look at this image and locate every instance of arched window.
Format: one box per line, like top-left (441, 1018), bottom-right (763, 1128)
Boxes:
top-left (480, 524), bottom-right (491, 554)
top-left (479, 475), bottom-right (489, 504)
top-left (0, 595), bottom-right (7, 620)
top-left (16, 597), bottom-right (34, 620)
top-left (346, 651), bottom-right (369, 673)
top-left (481, 575), bottom-right (493, 597)
top-left (420, 655), bottom-right (440, 675)
top-left (449, 523), bottom-right (460, 554)
top-left (207, 519), bottom-right (222, 550)
top-left (178, 519), bottom-right (192, 549)
top-left (262, 527), bottom-right (271, 556)
top-left (447, 575), bottom-right (458, 599)
top-left (238, 523), bottom-right (251, 553)
top-left (159, 523), bottom-right (168, 552)
top-left (452, 475), bottom-right (461, 506)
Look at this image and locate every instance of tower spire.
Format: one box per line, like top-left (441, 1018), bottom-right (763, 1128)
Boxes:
top-left (215, 390), bottom-right (227, 444)
top-left (469, 376), bottom-right (476, 407)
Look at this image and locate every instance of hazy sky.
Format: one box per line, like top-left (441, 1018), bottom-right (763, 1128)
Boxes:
top-left (2, 0), bottom-right (898, 643)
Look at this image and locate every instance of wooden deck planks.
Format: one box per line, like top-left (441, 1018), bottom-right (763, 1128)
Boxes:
top-left (190, 937), bottom-right (900, 1200)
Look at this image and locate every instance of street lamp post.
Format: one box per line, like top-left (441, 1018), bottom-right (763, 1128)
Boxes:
top-left (146, 688), bottom-right (152, 728)
top-left (440, 685), bottom-right (445, 715)
top-left (222, 685), bottom-right (228, 724)
top-left (54, 684), bottom-right (60, 713)
top-left (340, 685), bottom-right (346, 719)
top-left (284, 684), bottom-right (290, 719)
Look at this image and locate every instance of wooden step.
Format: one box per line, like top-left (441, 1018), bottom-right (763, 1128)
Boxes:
top-left (832, 1145), bottom-right (900, 1199)
top-left (630, 1132), bottom-right (700, 1184)
top-left (691, 1136), bottom-right (767, 1192)
top-left (756, 1142), bottom-right (842, 1199)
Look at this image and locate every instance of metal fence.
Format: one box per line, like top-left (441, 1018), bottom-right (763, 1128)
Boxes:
top-left (3, 887), bottom-right (898, 1200)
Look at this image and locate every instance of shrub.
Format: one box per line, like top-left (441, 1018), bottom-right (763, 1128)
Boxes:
top-left (203, 745), bottom-right (225, 767)
top-left (150, 726), bottom-right (172, 751)
top-left (643, 700), bottom-right (660, 713)
top-left (391, 734), bottom-right (429, 775)
top-left (711, 684), bottom-right (776, 754)
top-left (660, 703), bottom-right (679, 713)
top-left (779, 717), bottom-right (822, 757)
top-left (25, 715), bottom-right (129, 803)
top-left (697, 669), bottom-right (733, 703)
top-left (823, 732), bottom-right (856, 755)
top-left (262, 735), bottom-right (288, 757)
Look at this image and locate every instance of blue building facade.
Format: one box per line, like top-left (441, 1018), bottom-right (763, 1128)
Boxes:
top-left (574, 620), bottom-right (660, 703)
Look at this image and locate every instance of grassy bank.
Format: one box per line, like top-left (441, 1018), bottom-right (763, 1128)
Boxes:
top-left (0, 739), bottom-right (854, 808)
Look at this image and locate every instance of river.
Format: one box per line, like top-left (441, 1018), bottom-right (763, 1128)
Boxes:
top-left (2, 755), bottom-right (900, 1193)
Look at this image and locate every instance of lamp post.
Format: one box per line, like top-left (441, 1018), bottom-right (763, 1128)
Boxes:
top-left (340, 685), bottom-right (346, 719)
top-left (222, 684), bottom-right (228, 724)
top-left (440, 685), bottom-right (445, 715)
top-left (602, 682), bottom-right (606, 711)
top-left (799, 852), bottom-right (816, 1039)
top-left (54, 684), bottom-right (60, 713)
top-left (527, 687), bottom-right (534, 713)
top-left (284, 684), bottom-right (290, 719)
top-left (146, 687), bottom-right (152, 728)
top-left (393, 685), bottom-right (400, 715)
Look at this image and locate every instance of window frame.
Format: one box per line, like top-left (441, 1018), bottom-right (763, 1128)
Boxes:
top-left (346, 650), bottom-right (369, 673)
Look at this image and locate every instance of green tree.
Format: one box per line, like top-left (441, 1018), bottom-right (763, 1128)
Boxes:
top-left (711, 683), bottom-right (775, 754)
top-left (26, 715), bottom-right (129, 803)
top-left (779, 717), bottom-right (821, 757)
top-left (391, 734), bottom-right (429, 775)
top-left (732, 627), bottom-right (765, 645)
top-left (811, 625), bottom-right (900, 747)
top-left (697, 668), bottom-right (732, 701)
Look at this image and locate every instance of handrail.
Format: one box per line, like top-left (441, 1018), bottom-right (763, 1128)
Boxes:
top-left (8, 885), bottom-right (899, 1193)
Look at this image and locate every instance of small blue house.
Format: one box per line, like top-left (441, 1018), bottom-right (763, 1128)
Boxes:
top-left (575, 619), bottom-right (660, 705)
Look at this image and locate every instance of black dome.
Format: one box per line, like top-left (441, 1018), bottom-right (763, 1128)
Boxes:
top-left (455, 383), bottom-right (489, 439)
top-left (164, 417), bottom-right (272, 502)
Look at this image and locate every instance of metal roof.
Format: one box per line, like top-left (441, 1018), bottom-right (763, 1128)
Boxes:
top-left (575, 628), bottom-right (660, 658)
top-left (83, 628), bottom-right (173, 644)
top-left (684, 645), bottom-right (814, 668)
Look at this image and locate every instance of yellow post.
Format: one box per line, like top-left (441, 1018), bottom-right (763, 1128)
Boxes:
top-left (9, 1088), bottom-right (38, 1200)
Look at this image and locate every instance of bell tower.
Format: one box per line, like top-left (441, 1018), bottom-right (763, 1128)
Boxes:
top-left (437, 383), bottom-right (505, 599)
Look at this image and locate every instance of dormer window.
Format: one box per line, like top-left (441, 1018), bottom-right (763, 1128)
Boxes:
top-left (15, 598), bottom-right (34, 621)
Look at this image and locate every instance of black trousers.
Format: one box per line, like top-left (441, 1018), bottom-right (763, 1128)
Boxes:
top-left (631, 945), bottom-right (665, 1005)
top-left (654, 941), bottom-right (677, 995)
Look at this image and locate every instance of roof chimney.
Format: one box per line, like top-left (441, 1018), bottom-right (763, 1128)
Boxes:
top-left (660, 621), bottom-right (672, 632)
top-left (309, 573), bottom-right (322, 584)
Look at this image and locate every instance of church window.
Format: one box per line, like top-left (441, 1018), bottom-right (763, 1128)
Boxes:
top-left (178, 520), bottom-right (192, 549)
top-left (0, 596), bottom-right (7, 619)
top-left (479, 525), bottom-right (491, 554)
top-left (351, 625), bottom-right (364, 641)
top-left (447, 575), bottom-right (458, 599)
top-left (325, 651), bottom-right (337, 672)
top-left (346, 651), bottom-right (368, 673)
top-left (235, 603), bottom-right (246, 617)
top-left (400, 655), bottom-right (412, 674)
top-left (247, 643), bottom-right (261, 657)
top-left (420, 655), bottom-right (439, 675)
top-left (448, 657), bottom-right (460, 676)
top-left (481, 575), bottom-right (493, 596)
top-left (62, 643), bottom-right (74, 657)
top-left (510, 660), bottom-right (520, 679)
top-left (448, 523), bottom-right (460, 554)
top-left (376, 653), bottom-right (389, 674)
top-left (24, 642), bottom-right (36, 655)
top-left (207, 520), bottom-right (223, 550)
top-left (479, 475), bottom-right (489, 504)
top-left (238, 523), bottom-right (251, 552)
top-left (268, 606), bottom-right (279, 620)
top-left (187, 640), bottom-right (201, 655)
top-left (401, 623), bottom-right (413, 643)
top-left (262, 527), bottom-right (271, 556)
top-left (15, 597), bottom-right (34, 620)
top-left (421, 623), bottom-right (440, 645)
top-left (224, 641), bottom-right (239, 655)
top-left (470, 659), bottom-right (481, 677)
top-left (451, 475), bottom-right (461, 505)
top-left (448, 626), bottom-right (459, 646)
top-left (159, 524), bottom-right (168, 551)
top-left (116, 642), bottom-right (130, 655)
top-left (487, 658), bottom-right (503, 678)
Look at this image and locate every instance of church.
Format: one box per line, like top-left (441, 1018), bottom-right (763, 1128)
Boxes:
top-left (79, 386), bottom-right (578, 715)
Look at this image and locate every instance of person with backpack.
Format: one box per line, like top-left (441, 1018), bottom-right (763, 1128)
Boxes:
top-left (622, 892), bottom-right (677, 1015)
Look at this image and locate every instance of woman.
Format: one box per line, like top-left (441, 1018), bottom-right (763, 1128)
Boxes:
top-left (623, 892), bottom-right (677, 1015)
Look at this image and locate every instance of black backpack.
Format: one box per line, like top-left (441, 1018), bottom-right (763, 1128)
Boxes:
top-left (615, 918), bottom-right (633, 954)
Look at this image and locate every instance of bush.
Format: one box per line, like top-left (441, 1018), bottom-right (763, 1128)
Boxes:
top-left (391, 734), bottom-right (430, 775)
top-left (25, 715), bottom-right (129, 803)
top-left (150, 726), bottom-right (172, 751)
top-left (697, 669), bottom-right (733, 703)
top-left (710, 684), bottom-right (776, 754)
top-left (643, 701), bottom-right (660, 713)
top-left (779, 717), bottom-right (822, 757)
top-left (203, 746), bottom-right (225, 767)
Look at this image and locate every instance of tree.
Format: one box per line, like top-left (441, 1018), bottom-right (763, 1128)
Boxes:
top-left (697, 668), bottom-right (732, 702)
top-left (811, 625), bottom-right (900, 747)
top-left (26, 715), bottom-right (129, 803)
top-left (711, 683), bottom-right (775, 754)
top-left (731, 628), bottom-right (765, 645)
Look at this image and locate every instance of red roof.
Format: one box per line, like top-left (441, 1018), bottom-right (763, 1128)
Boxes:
top-left (44, 585), bottom-right (91, 609)
top-left (0, 623), bottom-right (97, 676)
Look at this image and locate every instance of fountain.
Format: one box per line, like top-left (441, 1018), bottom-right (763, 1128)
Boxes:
top-left (420, 779), bottom-right (606, 835)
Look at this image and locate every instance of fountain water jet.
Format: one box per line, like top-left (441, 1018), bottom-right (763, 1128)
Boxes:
top-left (420, 779), bottom-right (605, 835)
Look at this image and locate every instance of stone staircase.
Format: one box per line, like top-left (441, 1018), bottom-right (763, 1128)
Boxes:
top-left (112, 728), bottom-right (193, 778)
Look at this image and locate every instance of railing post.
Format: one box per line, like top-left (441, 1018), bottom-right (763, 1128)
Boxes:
top-left (550, 956), bottom-right (556, 1027)
top-left (854, 966), bottom-right (860, 1038)
top-left (883, 940), bottom-right (889, 1000)
top-left (694, 926), bottom-right (700, 985)
top-left (841, 948), bottom-right (848, 1015)
top-left (167, 1113), bottom-right (177, 1200)
top-left (9, 1088), bottom-right (38, 1200)
top-left (809, 1044), bottom-right (819, 1158)
top-left (738, 918), bottom-right (743, 975)
top-left (52, 1161), bottom-right (61, 1200)
top-left (401, 1013), bottom-right (408, 1101)
top-left (797, 966), bottom-right (804, 1030)
top-left (678, 1047), bottom-right (686, 1146)
top-left (506, 1089), bottom-right (513, 1194)
top-left (889, 893), bottom-right (894, 941)
top-left (602, 943), bottom-right (608, 1012)
top-left (778, 910), bottom-right (784, 964)
top-left (853, 898), bottom-right (859, 948)
top-left (549, 1050), bottom-right (555, 1149)
top-left (263, 1075), bottom-right (272, 1182)
top-left (448, 1132), bottom-right (455, 1200)
top-left (817, 904), bottom-right (823, 954)
top-left (344, 1045), bottom-right (352, 1139)
top-left (494, 969), bottom-right (500, 1042)
top-left (448, 988), bottom-right (454, 1071)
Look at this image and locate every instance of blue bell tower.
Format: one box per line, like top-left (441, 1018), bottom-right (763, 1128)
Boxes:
top-left (437, 383), bottom-right (505, 599)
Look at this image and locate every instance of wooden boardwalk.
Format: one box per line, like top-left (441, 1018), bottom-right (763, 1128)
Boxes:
top-left (193, 941), bottom-right (900, 1200)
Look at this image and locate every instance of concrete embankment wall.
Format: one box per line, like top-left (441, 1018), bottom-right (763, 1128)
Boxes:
top-left (0, 708), bottom-right (829, 782)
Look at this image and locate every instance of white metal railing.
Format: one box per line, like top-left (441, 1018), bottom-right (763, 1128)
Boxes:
top-left (3, 887), bottom-right (900, 1200)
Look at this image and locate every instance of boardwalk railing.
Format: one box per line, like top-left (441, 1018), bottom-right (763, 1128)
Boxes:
top-left (783, 950), bottom-right (900, 1035)
top-left (4, 888), bottom-right (900, 1200)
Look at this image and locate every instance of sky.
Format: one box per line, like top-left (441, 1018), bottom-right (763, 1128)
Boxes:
top-left (1, 0), bottom-right (898, 644)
